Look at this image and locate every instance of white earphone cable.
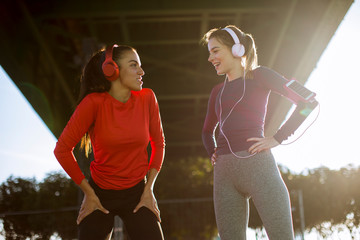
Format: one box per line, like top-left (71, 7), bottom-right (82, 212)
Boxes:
top-left (219, 70), bottom-right (257, 159)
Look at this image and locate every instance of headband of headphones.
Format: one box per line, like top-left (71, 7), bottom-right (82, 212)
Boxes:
top-left (222, 28), bottom-right (245, 58)
top-left (102, 44), bottom-right (119, 81)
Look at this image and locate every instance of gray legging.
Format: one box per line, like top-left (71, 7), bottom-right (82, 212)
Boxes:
top-left (214, 150), bottom-right (295, 240)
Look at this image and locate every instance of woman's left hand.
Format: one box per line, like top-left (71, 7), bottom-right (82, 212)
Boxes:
top-left (247, 136), bottom-right (279, 154)
top-left (133, 187), bottom-right (161, 222)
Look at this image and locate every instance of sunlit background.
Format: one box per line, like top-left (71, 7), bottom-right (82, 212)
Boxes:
top-left (272, 0), bottom-right (360, 173)
top-left (0, 0), bottom-right (359, 239)
top-left (0, 66), bottom-right (60, 183)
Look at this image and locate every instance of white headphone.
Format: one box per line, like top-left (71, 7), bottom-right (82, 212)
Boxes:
top-left (222, 28), bottom-right (245, 58)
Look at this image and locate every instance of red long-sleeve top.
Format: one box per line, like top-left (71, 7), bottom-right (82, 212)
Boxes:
top-left (54, 88), bottom-right (165, 190)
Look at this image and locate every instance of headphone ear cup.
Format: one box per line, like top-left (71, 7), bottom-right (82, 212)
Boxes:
top-left (232, 43), bottom-right (245, 57)
top-left (102, 44), bottom-right (120, 81)
top-left (102, 61), bottom-right (119, 81)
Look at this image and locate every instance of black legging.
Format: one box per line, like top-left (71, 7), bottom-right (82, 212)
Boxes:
top-left (78, 178), bottom-right (164, 240)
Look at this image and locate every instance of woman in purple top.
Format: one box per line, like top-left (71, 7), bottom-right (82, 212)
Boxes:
top-left (201, 25), bottom-right (317, 240)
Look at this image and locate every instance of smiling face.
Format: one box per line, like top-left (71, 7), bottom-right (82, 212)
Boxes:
top-left (117, 50), bottom-right (145, 91)
top-left (207, 37), bottom-right (243, 80)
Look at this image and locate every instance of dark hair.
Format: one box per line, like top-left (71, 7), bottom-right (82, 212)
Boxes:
top-left (77, 45), bottom-right (136, 104)
top-left (201, 25), bottom-right (258, 78)
top-left (79, 45), bottom-right (136, 157)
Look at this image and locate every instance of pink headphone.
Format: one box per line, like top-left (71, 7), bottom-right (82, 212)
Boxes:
top-left (222, 28), bottom-right (245, 58)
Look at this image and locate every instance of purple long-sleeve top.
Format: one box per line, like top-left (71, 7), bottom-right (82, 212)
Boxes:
top-left (202, 66), bottom-right (318, 157)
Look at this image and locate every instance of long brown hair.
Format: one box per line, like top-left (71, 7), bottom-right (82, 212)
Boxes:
top-left (201, 25), bottom-right (258, 78)
top-left (78, 45), bottom-right (136, 157)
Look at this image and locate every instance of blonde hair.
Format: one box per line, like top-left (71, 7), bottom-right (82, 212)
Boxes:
top-left (201, 25), bottom-right (258, 78)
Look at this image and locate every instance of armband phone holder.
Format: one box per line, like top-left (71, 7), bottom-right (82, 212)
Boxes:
top-left (284, 79), bottom-right (316, 103)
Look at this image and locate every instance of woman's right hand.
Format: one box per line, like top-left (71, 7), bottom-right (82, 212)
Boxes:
top-left (211, 148), bottom-right (217, 166)
top-left (77, 179), bottom-right (109, 225)
top-left (77, 192), bottom-right (109, 225)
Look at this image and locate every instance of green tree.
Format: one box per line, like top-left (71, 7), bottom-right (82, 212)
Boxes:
top-left (0, 173), bottom-right (78, 240)
top-left (34, 172), bottom-right (78, 239)
top-left (346, 166), bottom-right (360, 236)
top-left (0, 176), bottom-right (38, 239)
top-left (282, 165), bottom-right (360, 238)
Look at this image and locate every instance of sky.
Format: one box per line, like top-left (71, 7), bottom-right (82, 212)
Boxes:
top-left (0, 67), bottom-right (62, 183)
top-left (0, 1), bottom-right (359, 239)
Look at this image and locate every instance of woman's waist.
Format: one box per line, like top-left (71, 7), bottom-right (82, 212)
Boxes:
top-left (217, 128), bottom-right (263, 142)
top-left (90, 166), bottom-right (148, 191)
top-left (216, 129), bottom-right (264, 154)
top-left (89, 154), bottom-right (149, 189)
top-left (89, 176), bottom-right (145, 199)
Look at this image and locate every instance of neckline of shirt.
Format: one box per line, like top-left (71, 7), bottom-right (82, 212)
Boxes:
top-left (226, 77), bottom-right (244, 84)
top-left (104, 91), bottom-right (134, 106)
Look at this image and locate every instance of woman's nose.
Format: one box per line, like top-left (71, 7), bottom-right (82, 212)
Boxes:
top-left (208, 54), bottom-right (213, 62)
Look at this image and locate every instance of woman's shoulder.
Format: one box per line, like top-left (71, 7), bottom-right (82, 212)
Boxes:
top-left (252, 66), bottom-right (285, 82)
top-left (211, 82), bottom-right (224, 94)
top-left (140, 88), bottom-right (154, 95)
top-left (252, 65), bottom-right (275, 77)
top-left (132, 88), bottom-right (158, 103)
top-left (85, 92), bottom-right (108, 101)
top-left (133, 88), bottom-right (155, 97)
top-left (79, 92), bottom-right (108, 107)
top-left (74, 92), bottom-right (107, 115)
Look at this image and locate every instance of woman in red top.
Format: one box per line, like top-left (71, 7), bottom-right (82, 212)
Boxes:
top-left (54, 45), bottom-right (165, 240)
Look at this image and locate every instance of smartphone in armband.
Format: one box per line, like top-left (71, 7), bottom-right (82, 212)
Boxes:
top-left (284, 79), bottom-right (316, 103)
